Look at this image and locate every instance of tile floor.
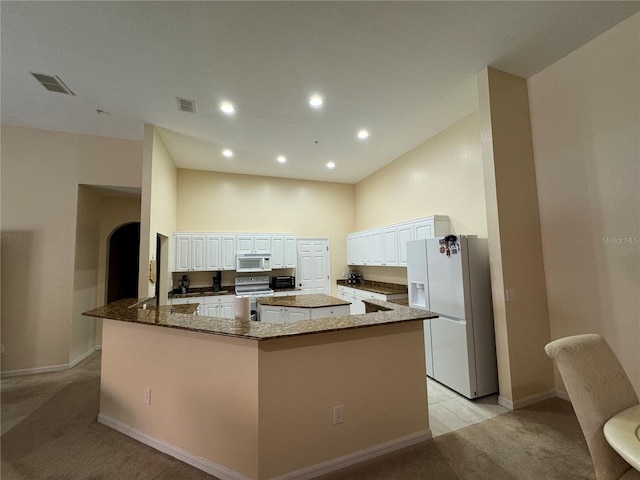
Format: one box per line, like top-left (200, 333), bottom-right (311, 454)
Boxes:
top-left (427, 377), bottom-right (509, 437)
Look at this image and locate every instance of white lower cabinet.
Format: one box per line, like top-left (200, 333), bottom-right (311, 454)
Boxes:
top-left (337, 285), bottom-right (406, 315)
top-left (259, 306), bottom-right (310, 324)
top-left (309, 305), bottom-right (350, 319)
top-left (202, 295), bottom-right (235, 319)
top-left (259, 303), bottom-right (349, 323)
top-left (170, 296), bottom-right (203, 315)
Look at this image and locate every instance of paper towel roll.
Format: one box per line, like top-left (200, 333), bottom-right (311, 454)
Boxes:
top-left (235, 295), bottom-right (251, 321)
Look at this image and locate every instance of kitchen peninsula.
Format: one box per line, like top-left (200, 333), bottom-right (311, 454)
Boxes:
top-left (84, 298), bottom-right (436, 479)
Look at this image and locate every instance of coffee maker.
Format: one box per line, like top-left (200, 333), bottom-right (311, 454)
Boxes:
top-left (178, 274), bottom-right (190, 294)
top-left (212, 271), bottom-right (222, 292)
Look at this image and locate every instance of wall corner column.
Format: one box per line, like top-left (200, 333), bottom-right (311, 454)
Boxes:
top-left (477, 67), bottom-right (554, 408)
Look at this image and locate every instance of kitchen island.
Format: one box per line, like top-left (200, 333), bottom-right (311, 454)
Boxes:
top-left (84, 299), bottom-right (436, 479)
top-left (257, 293), bottom-right (351, 323)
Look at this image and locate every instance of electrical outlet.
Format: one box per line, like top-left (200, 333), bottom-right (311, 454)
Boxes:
top-left (333, 405), bottom-right (344, 424)
top-left (505, 289), bottom-right (517, 303)
top-left (144, 388), bottom-right (152, 405)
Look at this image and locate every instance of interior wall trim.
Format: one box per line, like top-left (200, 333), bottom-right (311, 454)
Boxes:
top-left (272, 429), bottom-right (433, 480)
top-left (99, 411), bottom-right (431, 480)
top-left (1, 345), bottom-right (102, 378)
top-left (499, 389), bottom-right (557, 411)
top-left (98, 413), bottom-right (249, 480)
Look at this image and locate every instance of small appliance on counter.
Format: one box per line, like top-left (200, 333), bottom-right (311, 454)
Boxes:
top-left (212, 271), bottom-right (222, 292)
top-left (271, 276), bottom-right (295, 290)
top-left (347, 269), bottom-right (362, 284)
top-left (178, 274), bottom-right (190, 294)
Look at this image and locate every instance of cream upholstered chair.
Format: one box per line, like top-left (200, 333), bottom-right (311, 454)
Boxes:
top-left (545, 334), bottom-right (640, 480)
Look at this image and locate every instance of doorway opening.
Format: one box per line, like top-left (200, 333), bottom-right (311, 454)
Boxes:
top-left (106, 222), bottom-right (140, 303)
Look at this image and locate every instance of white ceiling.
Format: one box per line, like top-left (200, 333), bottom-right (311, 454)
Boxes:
top-left (2, 2), bottom-right (638, 184)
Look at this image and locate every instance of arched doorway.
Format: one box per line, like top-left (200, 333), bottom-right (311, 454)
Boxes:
top-left (107, 222), bottom-right (140, 303)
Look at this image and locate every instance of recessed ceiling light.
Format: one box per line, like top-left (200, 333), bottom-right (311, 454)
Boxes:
top-left (222, 149), bottom-right (233, 158)
top-left (309, 94), bottom-right (323, 108)
top-left (326, 161), bottom-right (336, 170)
top-left (219, 101), bottom-right (235, 115)
top-left (357, 129), bottom-right (370, 140)
top-left (277, 155), bottom-right (287, 164)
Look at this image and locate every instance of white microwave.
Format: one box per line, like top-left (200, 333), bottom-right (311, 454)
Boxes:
top-left (236, 254), bottom-right (272, 272)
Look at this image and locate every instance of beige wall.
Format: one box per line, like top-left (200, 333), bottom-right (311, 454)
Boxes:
top-left (478, 68), bottom-right (553, 407)
top-left (353, 112), bottom-right (486, 284)
top-left (258, 322), bottom-right (428, 478)
top-left (139, 125), bottom-right (177, 298)
top-left (99, 318), bottom-right (428, 479)
top-left (528, 13), bottom-right (640, 394)
top-left (95, 194), bottom-right (142, 345)
top-left (176, 169), bottom-right (355, 294)
top-left (100, 320), bottom-right (260, 478)
top-left (71, 186), bottom-right (102, 364)
top-left (0, 126), bottom-right (142, 373)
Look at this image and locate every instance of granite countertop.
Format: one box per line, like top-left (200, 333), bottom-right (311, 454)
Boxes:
top-left (83, 297), bottom-right (436, 341)
top-left (257, 293), bottom-right (350, 308)
top-left (336, 279), bottom-right (408, 296)
top-left (169, 287), bottom-right (235, 299)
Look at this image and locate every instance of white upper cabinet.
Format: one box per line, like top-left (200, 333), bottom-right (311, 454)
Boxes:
top-left (272, 235), bottom-right (297, 269)
top-left (382, 227), bottom-right (399, 266)
top-left (173, 232), bottom-right (295, 272)
top-left (174, 234), bottom-right (192, 271)
top-left (173, 234), bottom-right (206, 272)
top-left (237, 235), bottom-right (271, 254)
top-left (205, 235), bottom-right (222, 270)
top-left (221, 235), bottom-right (236, 270)
top-left (346, 215), bottom-right (450, 267)
top-left (397, 223), bottom-right (414, 266)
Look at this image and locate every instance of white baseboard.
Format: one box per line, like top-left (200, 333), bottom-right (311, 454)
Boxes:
top-left (498, 389), bottom-right (557, 410)
top-left (98, 412), bottom-right (432, 480)
top-left (272, 429), bottom-right (432, 480)
top-left (69, 345), bottom-right (101, 368)
top-left (98, 414), bottom-right (250, 480)
top-left (1, 362), bottom-right (70, 378)
top-left (1, 345), bottom-right (101, 378)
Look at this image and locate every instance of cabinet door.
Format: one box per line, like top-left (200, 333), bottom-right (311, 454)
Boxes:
top-left (204, 304), bottom-right (220, 317)
top-left (271, 236), bottom-right (285, 268)
top-left (220, 303), bottom-right (234, 319)
top-left (413, 219), bottom-right (434, 239)
top-left (221, 235), bottom-right (236, 270)
top-left (285, 307), bottom-right (309, 322)
top-left (310, 305), bottom-right (350, 320)
top-left (283, 235), bottom-right (297, 268)
top-left (191, 235), bottom-right (207, 270)
top-left (174, 235), bottom-right (192, 271)
top-left (205, 235), bottom-right (222, 270)
top-left (370, 229), bottom-right (384, 265)
top-left (253, 235), bottom-right (271, 254)
top-left (382, 227), bottom-right (398, 266)
top-left (397, 223), bottom-right (414, 266)
top-left (260, 307), bottom-right (283, 324)
top-left (236, 236), bottom-right (254, 254)
top-left (347, 235), bottom-right (355, 265)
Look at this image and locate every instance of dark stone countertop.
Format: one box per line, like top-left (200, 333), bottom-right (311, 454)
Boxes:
top-left (169, 287), bottom-right (235, 299)
top-left (257, 294), bottom-right (350, 308)
top-left (83, 297), bottom-right (436, 341)
top-left (336, 279), bottom-right (408, 296)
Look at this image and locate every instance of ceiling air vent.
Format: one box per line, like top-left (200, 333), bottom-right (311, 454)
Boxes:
top-left (177, 97), bottom-right (196, 113)
top-left (30, 73), bottom-right (75, 95)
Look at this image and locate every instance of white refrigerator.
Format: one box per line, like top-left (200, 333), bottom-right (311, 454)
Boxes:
top-left (407, 236), bottom-right (498, 399)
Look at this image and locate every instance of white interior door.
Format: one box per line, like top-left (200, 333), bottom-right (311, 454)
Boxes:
top-left (296, 238), bottom-right (330, 294)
